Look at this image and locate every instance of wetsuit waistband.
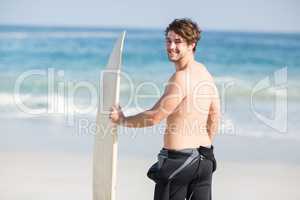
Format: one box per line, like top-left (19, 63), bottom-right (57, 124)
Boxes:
top-left (161, 145), bottom-right (214, 157)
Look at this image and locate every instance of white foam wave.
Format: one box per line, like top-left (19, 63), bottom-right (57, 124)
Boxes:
top-left (0, 93), bottom-right (15, 105)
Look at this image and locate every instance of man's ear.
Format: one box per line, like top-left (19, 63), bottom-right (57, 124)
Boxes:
top-left (189, 42), bottom-right (196, 51)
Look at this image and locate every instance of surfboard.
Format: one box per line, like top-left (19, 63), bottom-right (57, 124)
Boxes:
top-left (93, 32), bottom-right (126, 200)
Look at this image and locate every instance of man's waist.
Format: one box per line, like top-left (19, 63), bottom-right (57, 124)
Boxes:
top-left (160, 145), bottom-right (213, 158)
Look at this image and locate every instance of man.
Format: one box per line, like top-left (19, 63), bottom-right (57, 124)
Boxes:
top-left (110, 18), bottom-right (220, 200)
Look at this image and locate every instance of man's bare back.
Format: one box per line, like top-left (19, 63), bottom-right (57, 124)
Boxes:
top-left (164, 62), bottom-right (219, 149)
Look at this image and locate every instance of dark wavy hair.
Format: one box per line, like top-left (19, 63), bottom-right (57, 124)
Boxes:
top-left (165, 18), bottom-right (201, 52)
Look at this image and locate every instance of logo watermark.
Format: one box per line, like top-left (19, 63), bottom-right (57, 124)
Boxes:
top-left (12, 67), bottom-right (288, 137)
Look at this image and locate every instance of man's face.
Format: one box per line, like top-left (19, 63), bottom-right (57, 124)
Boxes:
top-left (165, 31), bottom-right (194, 62)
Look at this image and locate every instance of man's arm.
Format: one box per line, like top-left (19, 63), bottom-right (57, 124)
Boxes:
top-left (206, 89), bottom-right (220, 140)
top-left (118, 72), bottom-right (186, 128)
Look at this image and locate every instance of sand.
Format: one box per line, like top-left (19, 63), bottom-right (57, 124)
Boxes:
top-left (0, 151), bottom-right (299, 200)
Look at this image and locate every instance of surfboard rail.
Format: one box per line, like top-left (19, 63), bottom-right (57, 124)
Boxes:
top-left (93, 31), bottom-right (126, 200)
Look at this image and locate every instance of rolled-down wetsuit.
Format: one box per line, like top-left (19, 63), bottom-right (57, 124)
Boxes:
top-left (147, 145), bottom-right (217, 200)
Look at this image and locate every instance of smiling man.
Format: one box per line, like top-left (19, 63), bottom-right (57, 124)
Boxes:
top-left (110, 18), bottom-right (220, 200)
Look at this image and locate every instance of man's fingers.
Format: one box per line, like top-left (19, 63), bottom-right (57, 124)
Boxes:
top-left (111, 106), bottom-right (117, 112)
top-left (112, 104), bottom-right (121, 109)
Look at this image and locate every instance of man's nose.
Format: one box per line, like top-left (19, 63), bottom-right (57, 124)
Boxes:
top-left (168, 42), bottom-right (176, 49)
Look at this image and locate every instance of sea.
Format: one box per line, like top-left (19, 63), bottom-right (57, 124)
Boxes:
top-left (0, 25), bottom-right (299, 162)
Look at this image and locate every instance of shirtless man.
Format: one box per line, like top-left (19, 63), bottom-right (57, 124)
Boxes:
top-left (110, 18), bottom-right (220, 200)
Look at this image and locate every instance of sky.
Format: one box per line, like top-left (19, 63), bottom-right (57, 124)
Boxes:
top-left (0, 0), bottom-right (299, 32)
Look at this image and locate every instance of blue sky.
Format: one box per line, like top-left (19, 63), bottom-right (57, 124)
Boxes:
top-left (0, 0), bottom-right (299, 32)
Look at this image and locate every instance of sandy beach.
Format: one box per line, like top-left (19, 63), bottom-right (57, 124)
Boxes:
top-left (0, 117), bottom-right (300, 199)
top-left (0, 151), bottom-right (300, 200)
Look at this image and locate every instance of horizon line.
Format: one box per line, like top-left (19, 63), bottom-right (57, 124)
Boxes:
top-left (0, 23), bottom-right (300, 35)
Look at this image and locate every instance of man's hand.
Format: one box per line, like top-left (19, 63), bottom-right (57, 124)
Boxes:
top-left (109, 105), bottom-right (125, 125)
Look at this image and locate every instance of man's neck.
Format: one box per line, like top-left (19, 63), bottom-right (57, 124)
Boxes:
top-left (174, 53), bottom-right (195, 71)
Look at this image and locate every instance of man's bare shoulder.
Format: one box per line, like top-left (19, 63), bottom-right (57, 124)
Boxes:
top-left (169, 70), bottom-right (188, 85)
top-left (165, 71), bottom-right (190, 97)
top-left (196, 62), bottom-right (214, 82)
top-left (194, 62), bottom-right (219, 96)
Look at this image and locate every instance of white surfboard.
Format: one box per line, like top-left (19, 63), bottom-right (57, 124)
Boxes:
top-left (93, 32), bottom-right (126, 200)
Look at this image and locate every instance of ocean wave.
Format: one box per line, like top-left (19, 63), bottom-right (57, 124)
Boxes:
top-left (0, 88), bottom-right (297, 121)
top-left (0, 93), bottom-right (49, 108)
top-left (0, 78), bottom-right (298, 111)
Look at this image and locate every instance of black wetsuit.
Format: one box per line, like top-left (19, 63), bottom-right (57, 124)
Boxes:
top-left (147, 146), bottom-right (217, 200)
